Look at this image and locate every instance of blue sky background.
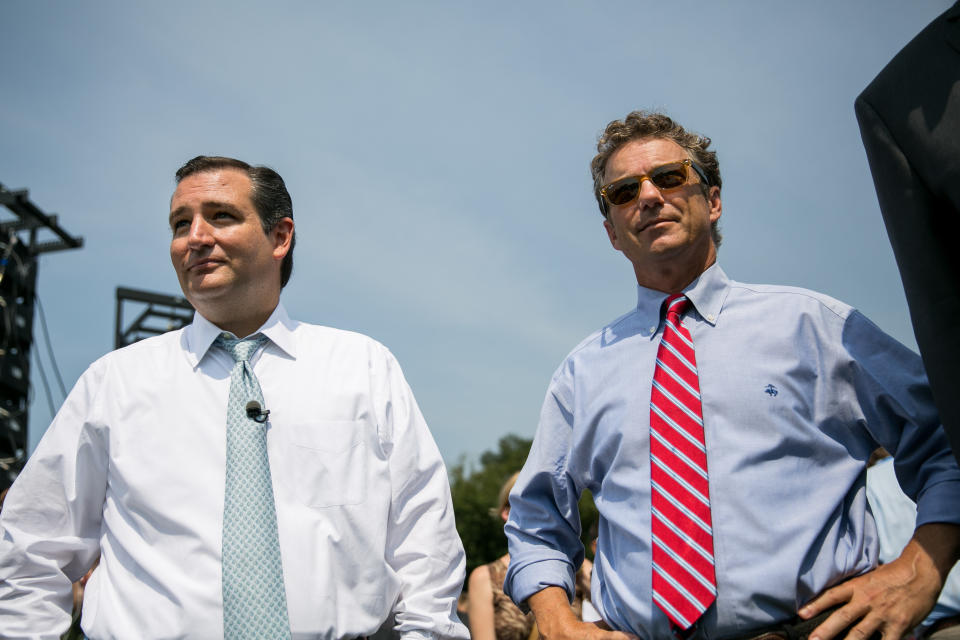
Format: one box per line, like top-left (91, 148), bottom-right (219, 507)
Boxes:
top-left (1, 1), bottom-right (949, 467)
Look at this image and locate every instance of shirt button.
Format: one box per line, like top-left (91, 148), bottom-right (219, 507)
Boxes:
top-left (707, 314), bottom-right (715, 322)
top-left (649, 326), bottom-right (657, 334)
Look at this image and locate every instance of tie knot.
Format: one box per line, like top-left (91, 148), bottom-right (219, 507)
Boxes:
top-left (215, 333), bottom-right (268, 363)
top-left (664, 294), bottom-right (690, 320)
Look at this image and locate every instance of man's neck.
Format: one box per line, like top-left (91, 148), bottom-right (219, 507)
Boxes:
top-left (634, 259), bottom-right (713, 294)
top-left (632, 241), bottom-right (717, 293)
top-left (205, 301), bottom-right (279, 339)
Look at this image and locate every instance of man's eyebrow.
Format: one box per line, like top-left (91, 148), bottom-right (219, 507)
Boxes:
top-left (169, 205), bottom-right (188, 224)
top-left (168, 201), bottom-right (240, 224)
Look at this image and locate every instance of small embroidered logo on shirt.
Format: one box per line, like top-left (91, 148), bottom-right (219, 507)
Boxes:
top-left (765, 384), bottom-right (779, 397)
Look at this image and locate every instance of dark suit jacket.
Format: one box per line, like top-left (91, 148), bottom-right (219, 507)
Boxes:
top-left (855, 2), bottom-right (960, 463)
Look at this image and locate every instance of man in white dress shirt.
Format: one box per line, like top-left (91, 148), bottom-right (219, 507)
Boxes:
top-left (0, 156), bottom-right (469, 639)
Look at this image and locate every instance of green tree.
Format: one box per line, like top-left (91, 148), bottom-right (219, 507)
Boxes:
top-left (450, 434), bottom-right (598, 582)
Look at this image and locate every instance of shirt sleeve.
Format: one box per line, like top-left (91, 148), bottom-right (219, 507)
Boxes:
top-left (843, 310), bottom-right (960, 527)
top-left (374, 347), bottom-right (469, 640)
top-left (503, 362), bottom-right (583, 608)
top-left (0, 363), bottom-right (108, 640)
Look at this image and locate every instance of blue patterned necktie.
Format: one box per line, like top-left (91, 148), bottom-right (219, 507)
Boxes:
top-left (215, 333), bottom-right (291, 640)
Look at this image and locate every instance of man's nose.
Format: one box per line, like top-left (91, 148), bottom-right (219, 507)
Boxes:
top-left (187, 216), bottom-right (214, 247)
top-left (636, 177), bottom-right (665, 208)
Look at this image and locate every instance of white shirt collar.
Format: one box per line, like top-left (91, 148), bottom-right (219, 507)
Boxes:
top-left (183, 302), bottom-right (298, 368)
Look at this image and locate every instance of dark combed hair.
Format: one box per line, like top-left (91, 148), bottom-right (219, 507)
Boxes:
top-left (590, 111), bottom-right (722, 247)
top-left (175, 155), bottom-right (296, 287)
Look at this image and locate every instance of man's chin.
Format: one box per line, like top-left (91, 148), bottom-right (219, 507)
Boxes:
top-left (182, 281), bottom-right (230, 309)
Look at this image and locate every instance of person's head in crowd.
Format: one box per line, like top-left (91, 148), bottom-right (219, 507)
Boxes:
top-left (492, 472), bottom-right (521, 523)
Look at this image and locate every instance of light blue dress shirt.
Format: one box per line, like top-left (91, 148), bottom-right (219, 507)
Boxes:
top-left (867, 456), bottom-right (960, 628)
top-left (504, 264), bottom-right (960, 640)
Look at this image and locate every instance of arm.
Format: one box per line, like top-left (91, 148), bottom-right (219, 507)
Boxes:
top-left (467, 565), bottom-right (497, 640)
top-left (799, 310), bottom-right (960, 639)
top-left (377, 348), bottom-right (469, 640)
top-left (502, 368), bottom-right (585, 611)
top-left (801, 523), bottom-right (960, 640)
top-left (0, 365), bottom-right (107, 640)
top-left (504, 367), bottom-right (637, 639)
top-left (528, 587), bottom-right (638, 640)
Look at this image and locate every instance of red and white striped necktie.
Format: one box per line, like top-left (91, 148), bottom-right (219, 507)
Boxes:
top-left (650, 294), bottom-right (717, 630)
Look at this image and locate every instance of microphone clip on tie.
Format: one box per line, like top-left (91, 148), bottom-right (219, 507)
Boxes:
top-left (245, 401), bottom-right (270, 424)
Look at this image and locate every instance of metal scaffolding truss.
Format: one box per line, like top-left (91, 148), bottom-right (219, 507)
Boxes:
top-left (0, 182), bottom-right (83, 488)
top-left (115, 287), bottom-right (194, 349)
top-left (0, 183), bottom-right (84, 255)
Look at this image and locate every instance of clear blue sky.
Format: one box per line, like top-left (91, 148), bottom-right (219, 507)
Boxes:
top-left (1, 1), bottom-right (949, 467)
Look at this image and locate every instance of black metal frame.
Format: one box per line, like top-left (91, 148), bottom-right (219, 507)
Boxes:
top-left (0, 183), bottom-right (83, 489)
top-left (0, 184), bottom-right (83, 255)
top-left (115, 287), bottom-right (194, 349)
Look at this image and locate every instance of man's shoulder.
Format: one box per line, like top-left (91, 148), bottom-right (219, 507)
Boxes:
top-left (555, 307), bottom-right (643, 370)
top-left (286, 319), bottom-right (395, 362)
top-left (99, 327), bottom-right (188, 365)
top-left (726, 279), bottom-right (854, 322)
top-left (289, 319), bottom-right (387, 347)
top-left (858, 2), bottom-right (960, 104)
top-left (68, 329), bottom-right (189, 392)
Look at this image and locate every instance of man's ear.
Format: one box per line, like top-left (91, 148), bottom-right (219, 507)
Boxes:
top-left (271, 218), bottom-right (294, 260)
top-left (708, 186), bottom-right (722, 225)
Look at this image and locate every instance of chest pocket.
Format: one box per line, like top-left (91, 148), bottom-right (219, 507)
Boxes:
top-left (273, 420), bottom-right (370, 507)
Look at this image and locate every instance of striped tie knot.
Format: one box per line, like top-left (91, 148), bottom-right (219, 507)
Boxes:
top-left (664, 294), bottom-right (691, 322)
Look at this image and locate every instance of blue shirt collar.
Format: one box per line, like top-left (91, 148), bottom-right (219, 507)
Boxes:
top-left (635, 262), bottom-right (731, 333)
top-left (184, 302), bottom-right (298, 368)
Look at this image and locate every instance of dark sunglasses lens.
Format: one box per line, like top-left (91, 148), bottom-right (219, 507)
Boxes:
top-left (651, 165), bottom-right (687, 190)
top-left (606, 178), bottom-right (640, 205)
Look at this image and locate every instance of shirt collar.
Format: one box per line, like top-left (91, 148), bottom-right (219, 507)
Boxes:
top-left (184, 302), bottom-right (298, 368)
top-left (635, 263), bottom-right (731, 334)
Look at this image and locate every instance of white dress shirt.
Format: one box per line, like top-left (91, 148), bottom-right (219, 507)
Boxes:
top-left (0, 303), bottom-right (468, 640)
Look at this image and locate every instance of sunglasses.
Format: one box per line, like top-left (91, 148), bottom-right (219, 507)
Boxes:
top-left (599, 159), bottom-right (709, 210)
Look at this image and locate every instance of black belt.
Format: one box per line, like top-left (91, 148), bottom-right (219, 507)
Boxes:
top-left (731, 607), bottom-right (880, 640)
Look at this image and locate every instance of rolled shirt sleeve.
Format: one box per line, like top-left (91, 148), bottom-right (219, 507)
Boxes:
top-left (504, 361), bottom-right (583, 608)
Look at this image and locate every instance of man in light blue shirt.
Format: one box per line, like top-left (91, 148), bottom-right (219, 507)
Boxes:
top-left (504, 111), bottom-right (960, 640)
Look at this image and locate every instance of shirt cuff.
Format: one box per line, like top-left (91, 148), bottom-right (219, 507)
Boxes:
top-left (505, 557), bottom-right (576, 611)
top-left (916, 477), bottom-right (960, 528)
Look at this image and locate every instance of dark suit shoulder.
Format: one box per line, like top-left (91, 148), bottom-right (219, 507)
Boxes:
top-left (859, 2), bottom-right (960, 105)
